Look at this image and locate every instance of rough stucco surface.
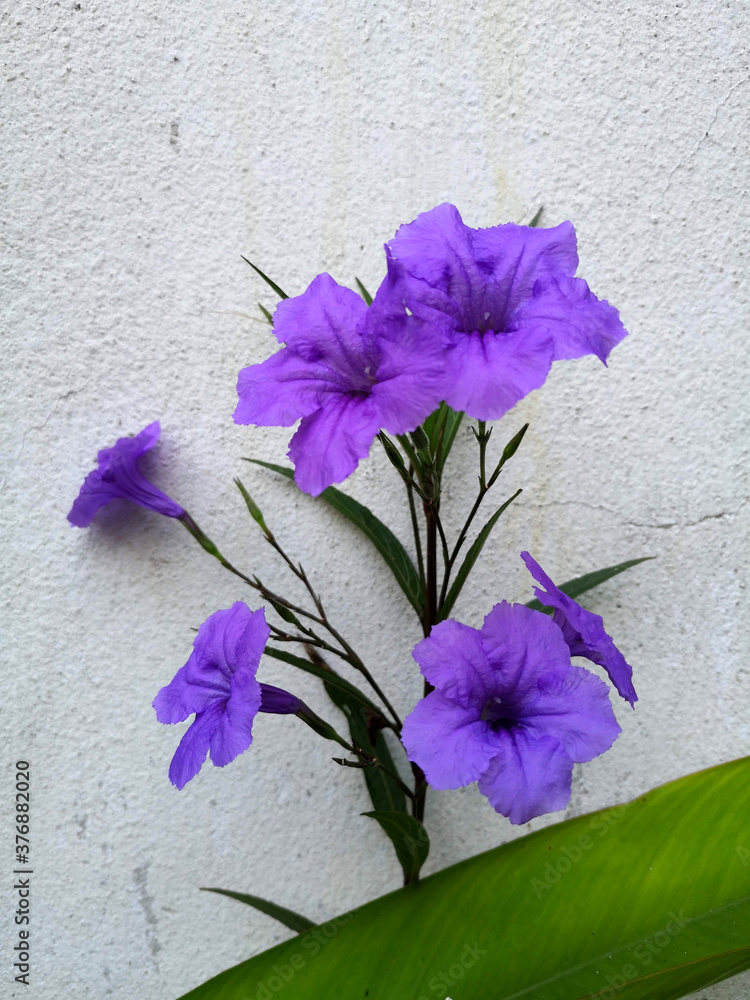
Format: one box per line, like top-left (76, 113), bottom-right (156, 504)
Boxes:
top-left (2, 1), bottom-right (749, 997)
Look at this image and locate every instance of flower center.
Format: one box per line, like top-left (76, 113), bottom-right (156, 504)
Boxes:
top-left (480, 697), bottom-right (516, 731)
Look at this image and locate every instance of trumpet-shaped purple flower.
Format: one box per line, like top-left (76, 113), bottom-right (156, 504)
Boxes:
top-left (402, 603), bottom-right (620, 825)
top-left (386, 203), bottom-right (627, 421)
top-left (521, 551), bottom-right (638, 707)
top-left (234, 270), bottom-right (448, 496)
top-left (68, 422), bottom-right (184, 526)
top-left (153, 602), bottom-right (302, 789)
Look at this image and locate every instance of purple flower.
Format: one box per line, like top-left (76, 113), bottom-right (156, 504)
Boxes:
top-left (233, 270), bottom-right (448, 496)
top-left (386, 203), bottom-right (627, 421)
top-left (68, 422), bottom-right (184, 527)
top-left (521, 551), bottom-right (637, 707)
top-left (153, 602), bottom-right (301, 789)
top-left (401, 603), bottom-right (620, 824)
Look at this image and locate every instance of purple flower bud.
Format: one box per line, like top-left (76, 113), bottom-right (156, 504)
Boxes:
top-left (68, 421), bottom-right (184, 526)
top-left (521, 552), bottom-right (637, 706)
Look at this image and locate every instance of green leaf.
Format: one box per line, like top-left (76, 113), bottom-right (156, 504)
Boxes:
top-left (200, 889), bottom-right (315, 934)
top-left (183, 757), bottom-right (750, 999)
top-left (246, 460), bottom-right (423, 614)
top-left (529, 204), bottom-right (544, 227)
top-left (525, 556), bottom-right (654, 612)
top-left (324, 681), bottom-right (407, 816)
top-left (439, 489), bottom-right (522, 620)
top-left (362, 811), bottom-right (429, 885)
top-left (241, 256), bottom-right (289, 299)
top-left (355, 277), bottom-right (373, 305)
top-left (263, 647), bottom-right (384, 718)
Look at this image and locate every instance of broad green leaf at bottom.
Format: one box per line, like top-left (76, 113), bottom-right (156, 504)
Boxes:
top-left (181, 756), bottom-right (750, 1000)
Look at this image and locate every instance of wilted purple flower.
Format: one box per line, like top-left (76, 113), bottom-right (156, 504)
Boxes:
top-left (386, 203), bottom-right (627, 421)
top-left (68, 421), bottom-right (184, 527)
top-left (234, 270), bottom-right (448, 496)
top-left (521, 551), bottom-right (637, 707)
top-left (153, 602), bottom-right (302, 789)
top-left (402, 603), bottom-right (620, 824)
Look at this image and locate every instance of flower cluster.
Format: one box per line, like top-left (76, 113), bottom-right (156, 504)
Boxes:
top-left (235, 204), bottom-right (626, 494)
top-left (402, 554), bottom-right (635, 824)
top-left (69, 203), bottom-right (635, 827)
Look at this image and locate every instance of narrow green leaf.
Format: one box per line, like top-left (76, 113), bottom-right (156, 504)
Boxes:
top-left (200, 889), bottom-right (315, 934)
top-left (241, 256), bottom-right (289, 299)
top-left (246, 460), bottom-right (423, 614)
top-left (324, 682), bottom-right (407, 816)
top-left (525, 556), bottom-right (654, 612)
top-left (234, 477), bottom-right (269, 534)
top-left (362, 811), bottom-right (429, 884)
top-left (263, 647), bottom-right (384, 717)
top-left (355, 277), bottom-right (373, 305)
top-left (258, 302), bottom-right (274, 325)
top-left (439, 489), bottom-right (522, 620)
top-left (183, 757), bottom-right (750, 1000)
top-left (487, 422), bottom-right (529, 488)
top-left (528, 204), bottom-right (544, 227)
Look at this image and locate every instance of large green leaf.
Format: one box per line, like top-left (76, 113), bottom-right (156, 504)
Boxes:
top-left (526, 557), bottom-right (654, 613)
top-left (439, 489), bottom-right (523, 620)
top-left (246, 460), bottom-right (423, 614)
top-left (182, 757), bottom-right (750, 999)
top-left (200, 889), bottom-right (315, 934)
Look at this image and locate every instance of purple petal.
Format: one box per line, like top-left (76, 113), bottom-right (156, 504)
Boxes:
top-left (272, 273), bottom-right (369, 366)
top-left (188, 603), bottom-right (269, 689)
top-left (168, 701), bottom-right (225, 789)
top-left (412, 620), bottom-right (496, 708)
top-left (521, 552), bottom-right (637, 706)
top-left (388, 204), bottom-right (578, 333)
top-left (402, 690), bottom-right (497, 789)
top-left (153, 663), bottom-right (222, 723)
top-left (288, 394), bottom-right (381, 496)
top-left (209, 664), bottom-right (263, 767)
top-left (480, 601), bottom-right (573, 698)
top-left (234, 348), bottom-right (339, 427)
top-left (520, 666), bottom-right (621, 763)
top-left (477, 729), bottom-right (573, 824)
top-left (367, 286), bottom-right (449, 433)
top-left (514, 273), bottom-right (627, 364)
top-left (441, 327), bottom-right (554, 421)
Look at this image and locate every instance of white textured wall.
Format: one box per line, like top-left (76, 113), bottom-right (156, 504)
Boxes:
top-left (3, 1), bottom-right (749, 997)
